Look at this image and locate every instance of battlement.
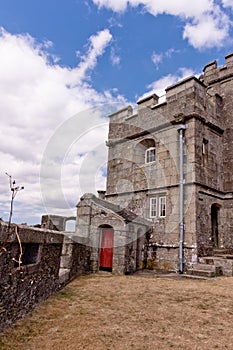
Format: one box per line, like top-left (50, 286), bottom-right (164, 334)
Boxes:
top-left (109, 105), bottom-right (133, 122)
top-left (108, 53), bottom-right (233, 135)
top-left (165, 75), bottom-right (205, 100)
top-left (137, 93), bottom-right (159, 109)
top-left (203, 52), bottom-right (233, 85)
top-left (108, 76), bottom-right (208, 142)
top-left (108, 75), bottom-right (207, 126)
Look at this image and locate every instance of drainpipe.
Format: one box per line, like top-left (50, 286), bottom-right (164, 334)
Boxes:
top-left (176, 124), bottom-right (187, 273)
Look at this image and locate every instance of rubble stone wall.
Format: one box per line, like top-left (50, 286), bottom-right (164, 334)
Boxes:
top-left (0, 223), bottom-right (91, 333)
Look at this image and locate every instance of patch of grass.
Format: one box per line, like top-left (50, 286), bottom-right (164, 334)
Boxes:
top-left (13, 325), bottom-right (36, 342)
top-left (0, 339), bottom-right (5, 348)
top-left (2, 275), bottom-right (233, 350)
top-left (56, 288), bottom-right (74, 299)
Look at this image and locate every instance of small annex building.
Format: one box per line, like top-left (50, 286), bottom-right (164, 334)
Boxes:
top-left (74, 53), bottom-right (233, 275)
top-left (76, 193), bottom-right (151, 274)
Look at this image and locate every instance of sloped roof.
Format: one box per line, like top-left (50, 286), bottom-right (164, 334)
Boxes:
top-left (81, 193), bottom-right (152, 228)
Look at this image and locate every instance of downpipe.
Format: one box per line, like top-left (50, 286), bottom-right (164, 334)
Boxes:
top-left (176, 124), bottom-right (187, 273)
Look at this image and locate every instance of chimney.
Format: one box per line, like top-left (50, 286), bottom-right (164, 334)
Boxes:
top-left (97, 190), bottom-right (106, 200)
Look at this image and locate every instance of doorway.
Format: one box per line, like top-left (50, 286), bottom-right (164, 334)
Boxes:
top-left (99, 227), bottom-right (114, 272)
top-left (136, 229), bottom-right (143, 270)
top-left (211, 204), bottom-right (219, 247)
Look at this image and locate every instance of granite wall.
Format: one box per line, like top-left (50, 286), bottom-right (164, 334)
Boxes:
top-left (0, 222), bottom-right (91, 333)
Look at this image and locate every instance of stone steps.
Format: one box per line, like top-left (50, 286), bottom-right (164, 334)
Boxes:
top-left (192, 255), bottom-right (233, 277)
top-left (187, 263), bottom-right (221, 278)
top-left (182, 274), bottom-right (210, 280)
top-left (213, 254), bottom-right (233, 259)
top-left (192, 263), bottom-right (217, 271)
top-left (199, 256), bottom-right (221, 264)
top-left (186, 250), bottom-right (233, 277)
top-left (187, 269), bottom-right (216, 278)
top-left (213, 248), bottom-right (229, 255)
top-left (187, 264), bottom-right (219, 277)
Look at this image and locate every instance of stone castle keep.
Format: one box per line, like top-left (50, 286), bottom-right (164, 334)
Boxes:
top-left (76, 52), bottom-right (233, 275)
top-left (1, 53), bottom-right (233, 331)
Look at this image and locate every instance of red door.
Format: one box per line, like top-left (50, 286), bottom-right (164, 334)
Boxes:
top-left (100, 228), bottom-right (114, 269)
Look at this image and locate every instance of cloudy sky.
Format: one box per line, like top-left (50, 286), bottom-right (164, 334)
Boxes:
top-left (0, 0), bottom-right (233, 225)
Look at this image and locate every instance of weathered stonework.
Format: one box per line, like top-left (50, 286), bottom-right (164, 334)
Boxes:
top-left (0, 222), bottom-right (91, 333)
top-left (76, 193), bottom-right (150, 274)
top-left (1, 52), bottom-right (233, 332)
top-left (75, 53), bottom-right (233, 274)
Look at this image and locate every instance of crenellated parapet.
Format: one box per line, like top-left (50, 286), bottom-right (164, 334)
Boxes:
top-left (203, 52), bottom-right (233, 85)
top-left (107, 73), bottom-right (225, 144)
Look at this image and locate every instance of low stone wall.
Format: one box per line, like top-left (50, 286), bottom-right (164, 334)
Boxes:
top-left (59, 236), bottom-right (92, 284)
top-left (0, 223), bottom-right (91, 333)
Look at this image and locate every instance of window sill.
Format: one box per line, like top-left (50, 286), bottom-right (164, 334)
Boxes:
top-left (139, 162), bottom-right (156, 168)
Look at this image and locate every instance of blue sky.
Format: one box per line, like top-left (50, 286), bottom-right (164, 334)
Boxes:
top-left (0, 0), bottom-right (233, 224)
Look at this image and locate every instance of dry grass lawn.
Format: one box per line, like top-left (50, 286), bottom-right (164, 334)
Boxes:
top-left (1, 274), bottom-right (233, 350)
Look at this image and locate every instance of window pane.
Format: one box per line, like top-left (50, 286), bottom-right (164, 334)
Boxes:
top-left (159, 197), bottom-right (166, 217)
top-left (150, 198), bottom-right (157, 217)
top-left (146, 148), bottom-right (156, 163)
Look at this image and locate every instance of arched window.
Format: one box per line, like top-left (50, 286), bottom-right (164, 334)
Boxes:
top-left (145, 147), bottom-right (156, 164)
top-left (135, 138), bottom-right (156, 165)
top-left (65, 218), bottom-right (76, 232)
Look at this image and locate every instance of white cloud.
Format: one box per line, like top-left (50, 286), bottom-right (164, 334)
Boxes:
top-left (108, 17), bottom-right (123, 28)
top-left (222, 0), bottom-right (233, 8)
top-left (93, 0), bottom-right (129, 12)
top-left (140, 0), bottom-right (212, 18)
top-left (183, 12), bottom-right (230, 49)
top-left (92, 0), bottom-right (232, 49)
top-left (76, 29), bottom-right (112, 81)
top-left (110, 47), bottom-right (121, 66)
top-left (92, 0), bottom-right (212, 17)
top-left (151, 49), bottom-right (179, 68)
top-left (151, 52), bottom-right (163, 68)
top-left (0, 28), bottom-right (125, 224)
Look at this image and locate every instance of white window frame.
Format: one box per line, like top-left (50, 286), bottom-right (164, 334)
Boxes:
top-left (159, 196), bottom-right (166, 217)
top-left (149, 197), bottom-right (157, 218)
top-left (145, 147), bottom-right (156, 164)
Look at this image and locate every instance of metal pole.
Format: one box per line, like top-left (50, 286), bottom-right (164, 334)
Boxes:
top-left (176, 124), bottom-right (187, 273)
